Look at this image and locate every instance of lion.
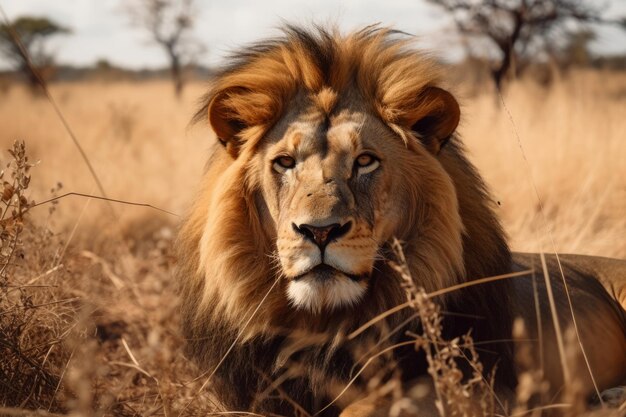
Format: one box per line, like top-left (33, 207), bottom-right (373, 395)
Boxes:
top-left (177, 26), bottom-right (626, 416)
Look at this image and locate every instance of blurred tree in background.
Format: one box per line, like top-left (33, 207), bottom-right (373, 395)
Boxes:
top-left (427, 0), bottom-right (625, 90)
top-left (124, 0), bottom-right (204, 97)
top-left (0, 16), bottom-right (69, 91)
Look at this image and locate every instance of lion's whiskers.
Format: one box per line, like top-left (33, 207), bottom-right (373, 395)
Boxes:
top-left (266, 250), bottom-right (285, 274)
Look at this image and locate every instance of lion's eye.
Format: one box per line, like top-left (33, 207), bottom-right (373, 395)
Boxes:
top-left (356, 154), bottom-right (374, 167)
top-left (273, 155), bottom-right (296, 173)
top-left (355, 153), bottom-right (380, 175)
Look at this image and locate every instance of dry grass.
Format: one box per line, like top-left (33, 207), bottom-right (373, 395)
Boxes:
top-left (0, 82), bottom-right (216, 415)
top-left (0, 69), bottom-right (624, 415)
top-left (0, 80), bottom-right (208, 240)
top-left (458, 70), bottom-right (626, 259)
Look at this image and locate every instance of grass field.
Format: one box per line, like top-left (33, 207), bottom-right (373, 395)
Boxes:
top-left (0, 69), bottom-right (624, 414)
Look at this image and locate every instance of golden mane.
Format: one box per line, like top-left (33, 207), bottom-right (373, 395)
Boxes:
top-left (179, 25), bottom-right (515, 414)
top-left (193, 25), bottom-right (452, 155)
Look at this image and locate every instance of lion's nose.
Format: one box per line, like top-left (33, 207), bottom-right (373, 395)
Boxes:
top-left (293, 221), bottom-right (352, 249)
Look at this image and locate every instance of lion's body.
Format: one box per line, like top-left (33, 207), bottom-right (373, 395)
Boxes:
top-left (510, 254), bottom-right (626, 396)
top-left (177, 26), bottom-right (626, 416)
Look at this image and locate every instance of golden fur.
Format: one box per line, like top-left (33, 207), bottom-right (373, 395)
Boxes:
top-left (177, 26), bottom-right (626, 416)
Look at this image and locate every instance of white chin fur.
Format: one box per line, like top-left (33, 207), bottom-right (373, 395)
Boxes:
top-left (286, 275), bottom-right (367, 312)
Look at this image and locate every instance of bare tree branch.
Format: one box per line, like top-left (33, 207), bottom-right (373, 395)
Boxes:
top-left (426, 0), bottom-right (624, 90)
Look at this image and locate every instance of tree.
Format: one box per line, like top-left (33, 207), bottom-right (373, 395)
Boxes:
top-left (125, 0), bottom-right (203, 97)
top-left (0, 16), bottom-right (69, 89)
top-left (426, 0), bottom-right (623, 90)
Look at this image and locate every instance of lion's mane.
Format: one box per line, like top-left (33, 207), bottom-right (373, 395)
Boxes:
top-left (177, 26), bottom-right (515, 414)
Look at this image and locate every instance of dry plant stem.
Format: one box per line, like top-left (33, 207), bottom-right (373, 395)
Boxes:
top-left (25, 265), bottom-right (63, 286)
top-left (456, 343), bottom-right (503, 413)
top-left (350, 311), bottom-right (423, 375)
top-left (539, 253), bottom-right (570, 384)
top-left (531, 270), bottom-right (544, 377)
top-left (315, 340), bottom-right (417, 415)
top-left (1, 142), bottom-right (35, 300)
top-left (52, 193), bottom-right (93, 269)
top-left (348, 269), bottom-right (533, 340)
top-left (390, 238), bottom-right (493, 417)
top-left (0, 5), bottom-right (113, 216)
top-left (47, 349), bottom-right (74, 411)
top-left (255, 369), bottom-right (313, 417)
top-left (497, 90), bottom-right (603, 403)
top-left (388, 239), bottom-right (445, 414)
top-left (0, 230), bottom-right (18, 276)
top-left (31, 192), bottom-right (179, 218)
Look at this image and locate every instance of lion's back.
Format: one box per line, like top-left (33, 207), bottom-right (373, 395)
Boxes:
top-left (513, 252), bottom-right (626, 310)
top-left (511, 252), bottom-right (626, 392)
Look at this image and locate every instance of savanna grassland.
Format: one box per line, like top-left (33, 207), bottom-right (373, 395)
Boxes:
top-left (0, 69), bottom-right (624, 415)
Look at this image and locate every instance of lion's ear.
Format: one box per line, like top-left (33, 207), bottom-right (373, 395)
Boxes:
top-left (403, 86), bottom-right (460, 153)
top-left (207, 89), bottom-right (249, 158)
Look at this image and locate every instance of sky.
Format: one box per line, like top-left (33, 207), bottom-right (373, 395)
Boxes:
top-left (1, 0), bottom-right (625, 70)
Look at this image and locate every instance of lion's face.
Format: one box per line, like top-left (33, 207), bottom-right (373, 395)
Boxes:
top-left (195, 28), bottom-right (468, 321)
top-left (254, 106), bottom-right (409, 312)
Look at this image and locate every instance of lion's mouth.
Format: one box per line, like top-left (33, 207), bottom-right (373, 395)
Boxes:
top-left (287, 264), bottom-right (369, 312)
top-left (293, 264), bottom-right (367, 282)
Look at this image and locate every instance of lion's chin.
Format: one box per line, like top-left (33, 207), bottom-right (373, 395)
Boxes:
top-left (286, 266), bottom-right (368, 313)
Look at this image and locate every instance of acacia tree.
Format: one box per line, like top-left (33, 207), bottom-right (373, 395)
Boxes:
top-left (125, 0), bottom-right (203, 97)
top-left (426, 0), bottom-right (621, 90)
top-left (0, 16), bottom-right (69, 89)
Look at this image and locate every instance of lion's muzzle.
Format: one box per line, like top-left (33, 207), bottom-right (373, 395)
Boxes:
top-left (278, 217), bottom-right (377, 312)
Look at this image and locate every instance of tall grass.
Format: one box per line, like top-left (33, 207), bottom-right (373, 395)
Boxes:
top-left (459, 70), bottom-right (626, 258)
top-left (0, 81), bottom-right (208, 246)
top-left (0, 69), bottom-right (624, 414)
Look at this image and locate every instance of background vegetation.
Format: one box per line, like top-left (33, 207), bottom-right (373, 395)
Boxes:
top-left (0, 0), bottom-right (625, 415)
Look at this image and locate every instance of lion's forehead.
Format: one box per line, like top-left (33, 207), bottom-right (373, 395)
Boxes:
top-left (326, 119), bottom-right (364, 153)
top-left (277, 110), bottom-right (368, 157)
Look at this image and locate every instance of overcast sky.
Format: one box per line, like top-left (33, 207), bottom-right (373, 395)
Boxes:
top-left (2, 0), bottom-right (626, 70)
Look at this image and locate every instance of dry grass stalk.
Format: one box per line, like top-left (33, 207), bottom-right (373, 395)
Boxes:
top-left (0, 141), bottom-right (69, 411)
top-left (512, 318), bottom-right (549, 417)
top-left (389, 238), bottom-right (495, 417)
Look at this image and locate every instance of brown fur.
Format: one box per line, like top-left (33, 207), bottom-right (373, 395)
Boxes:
top-left (511, 254), bottom-right (626, 397)
top-left (178, 25), bottom-right (626, 416)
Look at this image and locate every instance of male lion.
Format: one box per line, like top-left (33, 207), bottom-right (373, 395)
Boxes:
top-left (177, 26), bottom-right (626, 416)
